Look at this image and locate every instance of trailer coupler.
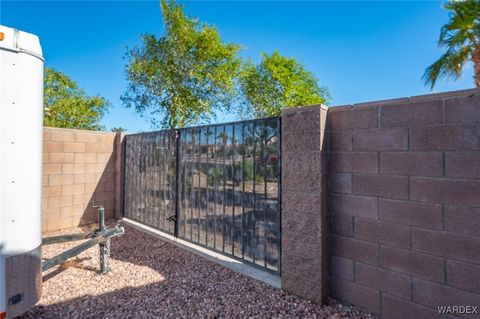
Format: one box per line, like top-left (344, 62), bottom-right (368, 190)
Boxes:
top-left (41, 224), bottom-right (124, 273)
top-left (41, 204), bottom-right (124, 274)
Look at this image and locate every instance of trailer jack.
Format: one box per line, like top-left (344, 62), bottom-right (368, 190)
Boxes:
top-left (41, 206), bottom-right (125, 274)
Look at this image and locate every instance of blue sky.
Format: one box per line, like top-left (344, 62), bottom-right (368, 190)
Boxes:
top-left (1, 1), bottom-right (475, 132)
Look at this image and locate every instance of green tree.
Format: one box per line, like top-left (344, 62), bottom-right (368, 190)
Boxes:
top-left (44, 67), bottom-right (109, 130)
top-left (423, 0), bottom-right (480, 88)
top-left (239, 51), bottom-right (330, 118)
top-left (122, 0), bottom-right (242, 129)
top-left (111, 127), bottom-right (127, 133)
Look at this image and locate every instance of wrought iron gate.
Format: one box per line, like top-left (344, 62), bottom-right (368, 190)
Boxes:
top-left (123, 130), bottom-right (177, 235)
top-left (123, 117), bottom-right (281, 273)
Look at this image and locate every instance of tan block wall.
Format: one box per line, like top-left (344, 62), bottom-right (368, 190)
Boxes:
top-left (42, 127), bottom-right (120, 234)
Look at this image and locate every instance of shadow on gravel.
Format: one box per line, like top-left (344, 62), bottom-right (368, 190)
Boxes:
top-left (18, 225), bottom-right (375, 319)
top-left (42, 257), bottom-right (94, 282)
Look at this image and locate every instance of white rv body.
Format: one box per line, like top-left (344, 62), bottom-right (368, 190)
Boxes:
top-left (0, 25), bottom-right (44, 319)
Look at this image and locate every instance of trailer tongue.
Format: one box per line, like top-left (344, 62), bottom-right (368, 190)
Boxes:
top-left (41, 206), bottom-right (125, 274)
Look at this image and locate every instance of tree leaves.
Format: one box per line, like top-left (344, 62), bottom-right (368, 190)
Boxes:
top-left (44, 67), bottom-right (110, 130)
top-left (423, 0), bottom-right (480, 88)
top-left (123, 0), bottom-right (331, 126)
top-left (123, 0), bottom-right (242, 129)
top-left (238, 51), bottom-right (330, 118)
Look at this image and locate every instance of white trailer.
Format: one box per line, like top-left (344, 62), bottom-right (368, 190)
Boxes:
top-left (0, 25), bottom-right (44, 319)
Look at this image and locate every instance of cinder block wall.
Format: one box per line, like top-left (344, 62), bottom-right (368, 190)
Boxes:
top-left (281, 106), bottom-right (329, 303)
top-left (328, 89), bottom-right (480, 317)
top-left (42, 127), bottom-right (122, 234)
top-left (282, 88), bottom-right (480, 318)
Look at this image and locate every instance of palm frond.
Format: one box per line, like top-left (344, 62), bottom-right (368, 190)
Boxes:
top-left (423, 46), bottom-right (473, 89)
top-left (424, 0), bottom-right (480, 89)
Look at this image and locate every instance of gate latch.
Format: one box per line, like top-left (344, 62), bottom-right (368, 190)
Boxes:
top-left (167, 215), bottom-right (176, 222)
top-left (9, 293), bottom-right (23, 305)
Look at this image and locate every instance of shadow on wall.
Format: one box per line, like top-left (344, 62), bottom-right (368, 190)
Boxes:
top-left (76, 152), bottom-right (116, 229)
top-left (42, 128), bottom-right (120, 234)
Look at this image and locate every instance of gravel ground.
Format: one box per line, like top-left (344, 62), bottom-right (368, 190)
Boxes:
top-left (18, 223), bottom-right (375, 319)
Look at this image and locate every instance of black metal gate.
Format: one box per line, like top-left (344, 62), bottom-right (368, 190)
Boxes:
top-left (123, 117), bottom-right (281, 273)
top-left (123, 130), bottom-right (177, 235)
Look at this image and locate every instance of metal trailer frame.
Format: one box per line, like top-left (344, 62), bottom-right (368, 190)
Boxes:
top-left (41, 206), bottom-right (125, 274)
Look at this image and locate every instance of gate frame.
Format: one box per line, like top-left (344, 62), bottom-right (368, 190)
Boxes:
top-left (121, 116), bottom-right (282, 275)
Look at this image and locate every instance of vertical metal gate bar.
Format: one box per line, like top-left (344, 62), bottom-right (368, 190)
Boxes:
top-left (182, 132), bottom-right (186, 238)
top-left (263, 120), bottom-right (268, 268)
top-left (139, 135), bottom-right (145, 225)
top-left (161, 133), bottom-right (167, 232)
top-left (219, 125), bottom-right (224, 252)
top-left (129, 136), bottom-right (135, 221)
top-left (166, 132), bottom-right (172, 233)
top-left (137, 136), bottom-right (142, 223)
top-left (128, 136), bottom-right (133, 220)
top-left (152, 134), bottom-right (157, 228)
top-left (138, 136), bottom-right (143, 223)
top-left (145, 134), bottom-right (151, 226)
top-left (164, 133), bottom-right (168, 232)
top-left (144, 135), bottom-right (150, 226)
top-left (147, 134), bottom-right (152, 226)
top-left (222, 125), bottom-right (226, 253)
top-left (252, 121), bottom-right (257, 265)
top-left (137, 136), bottom-right (142, 224)
top-left (122, 137), bottom-right (127, 218)
top-left (165, 133), bottom-right (170, 232)
top-left (227, 125), bottom-right (231, 254)
top-left (192, 129), bottom-right (196, 242)
top-left (154, 134), bottom-right (158, 228)
top-left (148, 134), bottom-right (153, 227)
top-left (151, 134), bottom-right (155, 228)
top-left (169, 132), bottom-right (174, 233)
top-left (179, 131), bottom-right (185, 238)
top-left (190, 130), bottom-right (194, 241)
top-left (140, 135), bottom-right (145, 225)
top-left (195, 128), bottom-right (199, 243)
top-left (213, 125), bottom-right (218, 250)
top-left (174, 130), bottom-right (180, 237)
top-left (241, 123), bottom-right (246, 260)
top-left (144, 134), bottom-right (150, 227)
top-left (135, 136), bottom-right (141, 222)
top-left (121, 138), bottom-right (129, 220)
top-left (180, 131), bottom-right (186, 238)
top-left (159, 133), bottom-right (165, 231)
top-left (128, 137), bottom-right (133, 219)
top-left (194, 129), bottom-right (198, 241)
top-left (124, 137), bottom-right (128, 217)
top-left (205, 127), bottom-right (210, 247)
top-left (231, 125), bottom-right (236, 255)
top-left (197, 128), bottom-right (201, 243)
top-left (149, 135), bottom-right (154, 228)
top-left (277, 117), bottom-right (282, 272)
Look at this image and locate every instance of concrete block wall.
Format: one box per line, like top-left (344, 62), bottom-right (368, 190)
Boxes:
top-left (281, 105), bottom-right (328, 303)
top-left (42, 127), bottom-right (122, 234)
top-left (282, 88), bottom-right (480, 318)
